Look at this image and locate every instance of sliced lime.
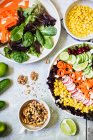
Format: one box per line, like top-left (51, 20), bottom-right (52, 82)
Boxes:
top-left (59, 52), bottom-right (69, 61)
top-left (60, 119), bottom-right (77, 136)
top-left (73, 61), bottom-right (88, 71)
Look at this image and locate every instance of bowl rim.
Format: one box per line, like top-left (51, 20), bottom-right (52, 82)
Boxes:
top-left (19, 98), bottom-right (51, 131)
top-left (47, 42), bottom-right (93, 117)
top-left (63, 1), bottom-right (93, 41)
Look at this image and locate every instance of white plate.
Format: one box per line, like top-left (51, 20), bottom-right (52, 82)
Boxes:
top-left (0, 0), bottom-right (61, 64)
top-left (48, 42), bottom-right (93, 116)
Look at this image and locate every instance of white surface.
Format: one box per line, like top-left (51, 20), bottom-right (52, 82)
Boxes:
top-left (0, 0), bottom-right (87, 140)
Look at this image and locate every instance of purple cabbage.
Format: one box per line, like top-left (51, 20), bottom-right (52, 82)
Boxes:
top-left (33, 41), bottom-right (41, 53)
top-left (9, 40), bottom-right (29, 52)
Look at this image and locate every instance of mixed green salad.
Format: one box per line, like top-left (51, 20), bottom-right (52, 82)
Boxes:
top-left (4, 3), bottom-right (57, 63)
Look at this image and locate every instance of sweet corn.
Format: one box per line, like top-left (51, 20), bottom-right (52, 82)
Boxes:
top-left (66, 5), bottom-right (93, 37)
top-left (54, 79), bottom-right (93, 113)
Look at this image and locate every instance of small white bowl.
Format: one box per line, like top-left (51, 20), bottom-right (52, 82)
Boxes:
top-left (19, 99), bottom-right (50, 131)
top-left (63, 0), bottom-right (93, 41)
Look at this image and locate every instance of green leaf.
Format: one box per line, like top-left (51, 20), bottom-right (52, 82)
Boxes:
top-left (44, 37), bottom-right (54, 49)
top-left (28, 46), bottom-right (40, 57)
top-left (23, 7), bottom-right (34, 17)
top-left (25, 15), bottom-right (36, 25)
top-left (10, 51), bottom-right (29, 63)
top-left (40, 26), bottom-right (57, 36)
top-left (11, 24), bottom-right (24, 41)
top-left (4, 47), bottom-right (11, 58)
top-left (36, 30), bottom-right (44, 46)
top-left (23, 32), bottom-right (34, 47)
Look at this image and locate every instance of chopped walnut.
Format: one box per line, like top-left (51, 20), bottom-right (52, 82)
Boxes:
top-left (45, 58), bottom-right (50, 64)
top-left (30, 72), bottom-right (38, 81)
top-left (17, 75), bottom-right (28, 85)
top-left (21, 100), bottom-right (48, 127)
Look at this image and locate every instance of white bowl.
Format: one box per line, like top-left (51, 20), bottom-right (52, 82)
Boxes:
top-left (63, 0), bottom-right (93, 41)
top-left (19, 99), bottom-right (50, 131)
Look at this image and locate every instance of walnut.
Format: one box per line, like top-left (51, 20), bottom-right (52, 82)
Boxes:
top-left (30, 72), bottom-right (38, 81)
top-left (45, 58), bottom-right (50, 64)
top-left (17, 75), bottom-right (28, 85)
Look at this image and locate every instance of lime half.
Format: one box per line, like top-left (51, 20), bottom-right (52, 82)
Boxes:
top-left (0, 62), bottom-right (8, 77)
top-left (0, 122), bottom-right (6, 134)
top-left (60, 119), bottom-right (77, 136)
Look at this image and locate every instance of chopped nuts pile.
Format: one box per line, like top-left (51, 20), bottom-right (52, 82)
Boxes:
top-left (17, 75), bottom-right (28, 85)
top-left (30, 71), bottom-right (39, 81)
top-left (21, 100), bottom-right (48, 127)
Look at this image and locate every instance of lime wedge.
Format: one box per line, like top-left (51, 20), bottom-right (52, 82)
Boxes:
top-left (60, 119), bottom-right (77, 136)
top-left (73, 61), bottom-right (88, 71)
top-left (59, 52), bottom-right (69, 61)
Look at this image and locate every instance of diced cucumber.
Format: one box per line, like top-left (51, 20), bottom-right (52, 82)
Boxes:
top-left (67, 55), bottom-right (76, 64)
top-left (59, 52), bottom-right (69, 61)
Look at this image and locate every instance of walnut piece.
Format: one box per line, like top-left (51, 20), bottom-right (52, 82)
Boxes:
top-left (17, 75), bottom-right (28, 85)
top-left (45, 58), bottom-right (50, 64)
top-left (30, 72), bottom-right (38, 81)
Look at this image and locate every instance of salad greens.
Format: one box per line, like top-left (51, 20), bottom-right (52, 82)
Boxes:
top-left (4, 3), bottom-right (57, 63)
top-left (28, 46), bottom-right (40, 57)
top-left (11, 24), bottom-right (24, 41)
top-left (10, 51), bottom-right (29, 63)
top-left (40, 26), bottom-right (57, 36)
top-left (4, 47), bottom-right (29, 63)
top-left (36, 30), bottom-right (45, 46)
top-left (44, 37), bottom-right (53, 49)
top-left (23, 32), bottom-right (33, 47)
